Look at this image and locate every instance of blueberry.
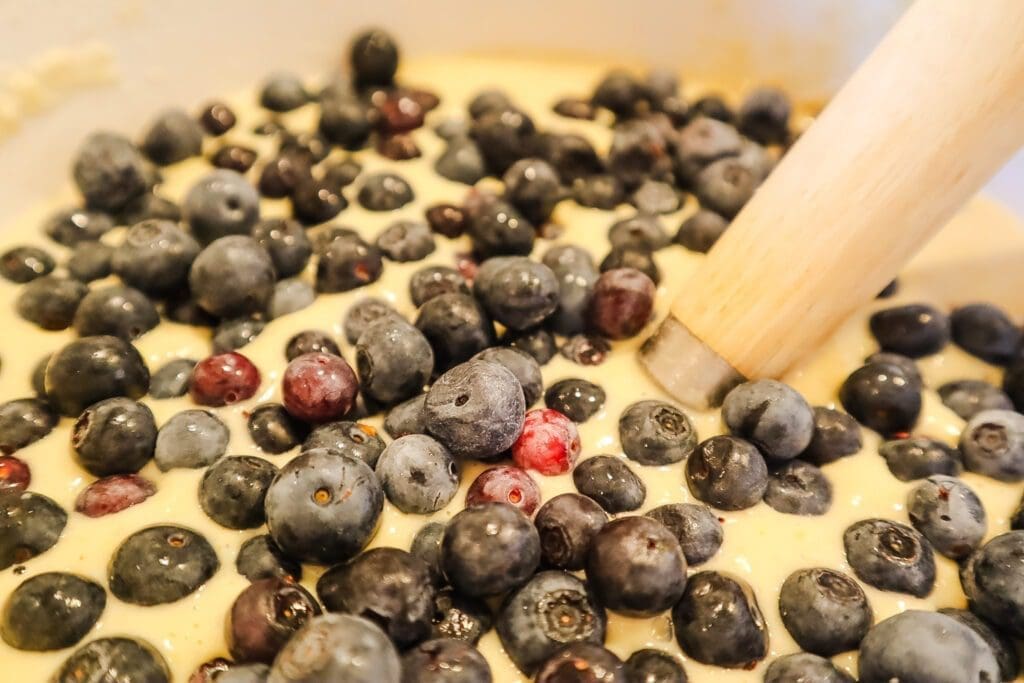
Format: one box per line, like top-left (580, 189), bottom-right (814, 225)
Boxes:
top-left (350, 29), bottom-right (399, 87)
top-left (608, 216), bottom-right (667, 255)
top-left (374, 434), bottom-right (459, 514)
top-left (117, 191), bottom-right (182, 226)
top-left (544, 379), bottom-right (605, 424)
top-left (286, 330), bottom-right (341, 361)
top-left (323, 158), bottom-right (363, 190)
top-left (572, 174), bottom-right (625, 210)
top-left (55, 637), bottom-right (170, 683)
top-left (356, 317), bottom-right (434, 406)
top-left (252, 218), bottom-right (312, 278)
top-left (73, 132), bottom-right (154, 211)
top-left (879, 436), bottom-right (962, 481)
top-left (801, 407), bottom-right (863, 465)
top-left (864, 351), bottom-right (924, 389)
top-left (736, 86), bottom-right (790, 145)
top-left (858, 610), bottom-right (999, 683)
top-left (722, 380), bottom-right (814, 461)
top-left (184, 170), bottom-right (261, 244)
top-left (373, 220), bottom-right (435, 263)
top-left (907, 475), bottom-right (986, 559)
top-left (73, 285), bottom-right (160, 340)
top-left (213, 317), bottom-right (267, 353)
top-left (45, 336), bottom-right (150, 416)
top-left (258, 154), bottom-right (314, 198)
top-left (470, 347), bottom-right (542, 407)
top-left (30, 355), bottom-right (49, 398)
top-left (624, 650), bottom-right (690, 683)
top-left (672, 571), bottom-right (767, 669)
top-left (435, 136), bottom-right (488, 185)
top-left (496, 570), bottom-right (606, 675)
top-left (607, 119), bottom-right (670, 190)
top-left (938, 608), bottom-right (1019, 681)
top-left (236, 534), bottom-right (301, 583)
top-left (588, 268), bottom-right (656, 340)
top-left (541, 245), bottom-right (598, 336)
top-left (592, 69), bottom-right (646, 118)
top-left (693, 157), bottom-right (756, 218)
top-left (67, 241), bottom-right (113, 282)
top-left (385, 395), bottom-right (427, 439)
top-left (199, 456), bottom-right (278, 530)
top-left (190, 236), bottom-right (275, 317)
top-left (154, 409), bottom-right (229, 471)
top-left (198, 100), bottom-right (235, 135)
top-left (534, 643), bottom-right (625, 683)
top-left (0, 491), bottom-right (66, 569)
top-left (1014, 495), bottom-right (1024, 530)
top-left (401, 638), bottom-right (492, 683)
top-left (319, 95), bottom-right (375, 150)
top-left (503, 158), bottom-right (563, 225)
top-left (140, 108), bottom-right (203, 164)
top-left (1, 572), bottom-right (104, 651)
top-left (553, 98), bottom-right (596, 121)
top-left (631, 179), bottom-right (681, 215)
top-left (358, 172), bottom-right (414, 212)
top-left (869, 303), bottom-right (950, 358)
top-left (72, 398), bottom-right (156, 476)
top-left (950, 303), bottom-right (1021, 365)
top-left (425, 360), bottom-right (526, 460)
top-left (763, 654), bottom-right (852, 683)
top-left (843, 518), bottom-right (935, 596)
top-left (0, 398), bottom-right (57, 454)
top-left (317, 547), bottom-right (435, 648)
top-left (959, 409), bottom-right (1024, 481)
top-left (938, 380), bottom-right (1013, 420)
top-left (16, 275), bottom-right (88, 330)
top-left (44, 208), bottom-right (114, 246)
top-left (258, 73), bottom-right (308, 112)
top-left (839, 361), bottom-right (922, 435)
top-left (531, 493), bottom-right (606, 572)
top-left (505, 327), bottom-right (557, 365)
top-left (639, 501), bottom-right (720, 569)
top-left (763, 460), bottom-right (832, 515)
top-left (316, 234), bottom-right (384, 292)
top-left (778, 567), bottom-right (872, 656)
top-left (410, 266), bottom-right (470, 307)
top-left (572, 456), bottom-right (645, 514)
top-left (269, 613), bottom-right (400, 683)
top-left (686, 435), bottom-right (768, 510)
top-left (430, 588), bottom-right (493, 644)
top-left (619, 400), bottom-right (697, 466)
top-left (341, 297), bottom-right (399, 344)
top-left (442, 502), bottom-right (539, 597)
top-left (409, 521), bottom-right (446, 583)
top-left (434, 117), bottom-right (470, 141)
top-left (302, 421), bottom-right (385, 467)
top-left (469, 90), bottom-right (514, 119)
top-left (279, 130), bottom-right (330, 165)
top-left (962, 531), bottom-right (1024, 637)
top-left (474, 257), bottom-right (559, 332)
top-left (466, 198), bottom-right (535, 258)
top-left (471, 108), bottom-right (537, 175)
top-left (264, 450), bottom-right (383, 564)
top-left (227, 577), bottom-right (320, 665)
top-left (267, 278), bottom-right (315, 319)
top-left (414, 294), bottom-right (497, 372)
top-left (108, 525), bottom-right (218, 605)
top-left (692, 95), bottom-right (734, 123)
top-left (674, 117), bottom-right (742, 183)
top-left (291, 179), bottom-right (348, 225)
top-left (163, 293), bottom-right (218, 327)
top-left (600, 246), bottom-right (660, 284)
top-left (247, 404), bottom-right (307, 455)
top-left (586, 516), bottom-right (686, 616)
top-left (736, 138), bottom-right (775, 181)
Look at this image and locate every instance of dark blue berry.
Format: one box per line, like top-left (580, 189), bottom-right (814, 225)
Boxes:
top-left (247, 404), bottom-right (306, 455)
top-left (73, 132), bottom-right (155, 211)
top-left (415, 294), bottom-right (497, 372)
top-left (962, 531), bottom-right (1024, 638)
top-left (631, 179), bottom-right (681, 215)
top-left (572, 456), bottom-right (645, 513)
top-left (258, 154), bottom-right (314, 199)
top-left (938, 608), bottom-right (1019, 681)
top-left (950, 303), bottom-right (1021, 365)
top-left (1, 572), bottom-right (105, 650)
top-left (358, 172), bottom-right (414, 211)
top-left (624, 649), bottom-right (687, 683)
top-left (108, 525), bottom-right (219, 605)
top-left (356, 317), bottom-right (434, 405)
top-left (67, 241), bottom-right (113, 282)
top-left (686, 435), bottom-right (767, 510)
top-left (442, 502), bottom-right (539, 597)
top-left (619, 400), bottom-right (697, 466)
top-left (722, 380), bottom-right (814, 460)
top-left (286, 330), bottom-right (340, 361)
top-left (350, 29), bottom-right (399, 87)
top-left (644, 503), bottom-right (722, 566)
top-left (572, 174), bottom-right (624, 210)
top-left (117, 191), bottom-right (182, 226)
top-left (318, 94), bottom-right (375, 150)
top-left (674, 117), bottom-right (741, 183)
top-left (236, 534), bottom-right (301, 582)
top-left (190, 236), bottom-right (275, 317)
top-left (375, 434), bottom-right (459, 514)
top-left (435, 136), bottom-right (487, 185)
top-left (73, 285), bottom-right (159, 340)
top-left (341, 296), bottom-right (399, 343)
top-left (290, 179), bottom-right (348, 225)
top-left (503, 158), bottom-right (562, 225)
top-left (269, 614), bottom-right (400, 682)
top-left (591, 70), bottom-right (645, 118)
top-left (16, 275), bottom-right (88, 330)
top-left (228, 577), bottom-right (320, 664)
top-left (466, 198), bottom-right (535, 258)
top-left (211, 144), bottom-right (258, 173)
top-left (45, 336), bottom-right (149, 416)
top-left (401, 638), bottom-right (492, 683)
top-left (267, 279), bottom-right (314, 319)
top-left (552, 98), bottom-right (596, 121)
top-left (959, 409), bottom-right (1024, 481)
top-left (410, 521), bottom-right (445, 583)
top-left (607, 119), bottom-right (670, 190)
top-left (504, 326), bottom-right (557, 365)
top-left (211, 318), bottom-right (265, 354)
top-left (869, 304), bottom-right (950, 358)
top-left (471, 108), bottom-right (537, 175)
top-left (184, 170), bottom-right (261, 244)
top-left (692, 95), bottom-right (734, 123)
top-left (302, 421), bottom-right (385, 467)
top-left (55, 637), bottom-right (169, 682)
top-left (764, 654), bottom-right (853, 683)
top-left (384, 395), bottom-right (426, 439)
top-left (778, 567), bottom-right (872, 656)
top-left (542, 244), bottom-right (599, 336)
top-left (72, 398), bottom-right (156, 476)
top-left (471, 346), bottom-right (542, 407)
top-left (316, 234), bottom-right (383, 292)
top-left (908, 475), bottom-right (986, 559)
top-left (801, 407), bottom-right (862, 465)
top-left (533, 493), bottom-right (606, 571)
top-left (843, 518), bottom-right (935, 597)
top-left (199, 456), bottom-right (278, 529)
top-left (537, 133), bottom-right (602, 183)
top-left (879, 436), bottom-right (961, 481)
top-left (692, 157), bottom-right (757, 218)
top-left (251, 218), bottom-right (312, 278)
top-left (140, 108), bottom-right (203, 164)
top-left (469, 90), bottom-right (514, 119)
top-left (864, 351), bottom-right (923, 389)
top-left (376, 220), bottom-right (435, 262)
top-left (474, 257), bottom-right (559, 331)
top-left (0, 491), bottom-right (67, 569)
top-left (323, 158), bottom-right (362, 189)
top-left (430, 588), bottom-right (493, 644)
top-left (544, 379), bottom-right (605, 424)
top-left (839, 361), bottom-right (921, 435)
top-left (673, 571), bottom-right (767, 669)
top-left (0, 398), bottom-right (57, 454)
top-left (410, 266), bottom-right (470, 307)
top-left (763, 460), bottom-right (832, 515)
top-left (560, 334), bottom-right (611, 366)
top-left (259, 73), bottom-right (308, 112)
top-left (737, 87), bottom-right (790, 144)
top-left (938, 379), bottom-right (1013, 420)
top-left (600, 245), bottom-right (660, 284)
top-left (44, 208), bottom-right (113, 246)
top-left (154, 409), bottom-right (229, 471)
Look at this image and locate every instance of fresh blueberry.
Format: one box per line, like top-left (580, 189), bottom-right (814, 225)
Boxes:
top-left (544, 379), bottom-right (605, 424)
top-left (163, 292), bottom-right (218, 327)
top-left (264, 449), bottom-right (383, 564)
top-left (959, 409), bottom-right (1024, 481)
top-left (1002, 358), bottom-right (1024, 412)
top-left (961, 531), bottom-right (1024, 637)
top-left (236, 534), bottom-right (302, 583)
top-left (267, 278), bottom-right (315, 319)
top-left (471, 347), bottom-right (542, 407)
top-left (607, 119), bottom-right (670, 190)
top-left (316, 233), bottom-right (384, 292)
top-left (410, 266), bottom-right (470, 307)
top-left (435, 136), bottom-right (488, 185)
top-left (117, 191), bottom-right (182, 226)
top-left (907, 475), bottom-right (986, 559)
top-left (950, 303), bottom-right (1021, 365)
top-left (591, 69), bottom-right (645, 118)
top-left (644, 503), bottom-right (723, 566)
top-left (864, 351), bottom-right (924, 389)
top-left (45, 336), bottom-right (150, 416)
top-left (409, 294), bottom-right (489, 371)
top-left (434, 117), bottom-right (470, 141)
top-left (938, 608), bottom-right (1019, 681)
top-left (317, 547), bottom-right (435, 648)
top-left (291, 178), bottom-right (349, 225)
top-left (503, 158), bottom-right (563, 225)
top-left (1, 572), bottom-right (105, 651)
top-left (184, 170), bottom-right (261, 244)
top-left (300, 421), bottom-right (385, 467)
top-left (67, 241), bottom-right (112, 282)
top-left (259, 73), bottom-right (308, 112)
top-left (879, 436), bottom-right (962, 481)
top-left (763, 460), bottom-right (832, 515)
top-left (73, 285), bottom-right (160, 340)
top-left (736, 138), bottom-right (775, 181)
top-left (778, 567), bottom-right (872, 656)
top-left (323, 158), bottom-right (363, 190)
top-left (0, 398), bottom-right (57, 454)
top-left (190, 236), bottom-right (276, 317)
top-left (401, 638), bottom-right (492, 683)
top-left (358, 172), bottom-right (414, 211)
top-left (938, 379), bottom-right (1013, 420)
top-left (471, 108), bottom-right (537, 175)
top-left (672, 571), bottom-right (767, 669)
top-left (410, 521), bottom-right (445, 583)
top-left (843, 518), bottom-right (935, 597)
top-left (737, 87), bottom-right (790, 145)
top-left (466, 197), bottom-right (536, 258)
top-left (631, 180), bottom-right (681, 215)
top-left (572, 174), bottom-right (625, 210)
top-left (319, 95), bottom-right (375, 150)
top-left (154, 409), bottom-right (229, 471)
top-left (199, 456), bottom-right (278, 530)
top-left (16, 275), bottom-right (88, 330)
top-left (350, 29), bottom-right (399, 87)
top-left (504, 326), bottom-right (557, 365)
top-left (140, 108), bottom-right (203, 165)
top-left (869, 304), bottom-right (950, 358)
top-left (375, 220), bottom-right (436, 263)
top-left (839, 361), bottom-right (922, 435)
top-left (252, 218), bottom-right (312, 278)
top-left (357, 317), bottom-right (434, 405)
top-left (1013, 494), bottom-right (1024, 530)
top-left (247, 404), bottom-right (307, 455)
top-left (534, 643), bottom-right (625, 683)
top-left (0, 246), bottom-right (54, 283)
top-left (258, 153), bottom-right (314, 198)
top-left (442, 502), bottom-right (539, 597)
top-left (72, 398), bottom-right (156, 476)
top-left (600, 245), bottom-right (660, 284)
top-left (763, 654), bottom-right (853, 683)
top-left (619, 400), bottom-right (698, 466)
top-left (286, 330), bottom-right (340, 361)
top-left (56, 637), bottom-right (170, 682)
top-left (533, 493), bottom-right (607, 572)
top-left (342, 297), bottom-right (401, 344)
top-left (586, 516), bottom-right (686, 616)
top-left (430, 587), bottom-right (493, 644)
top-left (722, 380), bottom-right (814, 461)
top-left (269, 613), bottom-right (400, 683)
top-left (44, 208), bottom-right (114, 246)
top-left (469, 90), bottom-right (514, 119)
top-left (692, 95), bottom-right (734, 123)
top-left (228, 577), bottom-right (320, 664)
top-left (800, 407), bottom-right (863, 465)
top-left (674, 117), bottom-right (742, 183)
top-left (279, 130), bottom-right (330, 165)
top-left (541, 244), bottom-right (598, 336)
top-left (0, 491), bottom-right (67, 569)
top-left (474, 257), bottom-right (559, 331)
top-left (624, 649), bottom-right (687, 683)
top-left (858, 610), bottom-right (999, 683)
top-left (108, 525), bottom-right (219, 605)
top-left (375, 434), bottom-right (459, 514)
top-left (73, 132), bottom-right (155, 211)
top-left (588, 267), bottom-right (656, 340)
top-left (686, 435), bottom-right (768, 510)
top-left (692, 157), bottom-right (756, 218)
top-left (213, 317), bottom-right (266, 353)
top-left (572, 456), bottom-right (645, 513)
top-left (496, 570), bottom-right (606, 675)
top-left (424, 360), bottom-right (526, 460)
top-left (385, 395), bottom-right (427, 439)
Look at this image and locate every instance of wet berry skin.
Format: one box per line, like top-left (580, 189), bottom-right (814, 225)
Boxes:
top-left (429, 587), bottom-right (494, 645)
top-left (75, 474), bottom-right (156, 518)
top-left (535, 643), bottom-right (626, 683)
top-left (869, 303), bottom-right (950, 358)
top-left (189, 352), bottom-right (261, 407)
top-left (512, 408), bottom-right (581, 476)
top-left (573, 455), bottom-right (646, 514)
top-left (672, 571), bottom-right (768, 669)
top-left (286, 330), bottom-right (341, 362)
top-left (588, 267), bottom-right (656, 341)
top-left (879, 436), bottom-right (962, 481)
top-left (624, 649), bottom-right (688, 683)
top-left (0, 397), bottom-right (58, 454)
top-left (228, 577), bottom-right (321, 664)
top-left (534, 493), bottom-right (607, 572)
top-left (72, 397), bottom-right (157, 476)
top-left (45, 335), bottom-right (150, 417)
top-left (282, 353), bottom-right (359, 423)
top-left (269, 613), bottom-right (400, 683)
top-left (154, 409), bottom-right (229, 471)
top-left (801, 406), bottom-right (863, 465)
top-left (442, 502), bottom-right (540, 598)
top-left (466, 465), bottom-right (541, 516)
top-left (843, 518), bottom-right (935, 597)
top-left (950, 303), bottom-right (1021, 365)
top-left (778, 567), bottom-right (872, 656)
top-left (0, 491), bottom-right (67, 569)
top-left (415, 293), bottom-right (497, 372)
top-left (350, 29), bottom-right (399, 87)
top-left (108, 525), bottom-right (219, 605)
top-left (1, 246), bottom-right (55, 283)
top-left (544, 379), bottom-right (606, 424)
top-left (839, 361), bottom-right (922, 436)
top-left (401, 638), bottom-right (493, 683)
top-left (1, 571), bottom-right (106, 651)
top-left (199, 456), bottom-right (278, 530)
top-left (56, 637), bottom-right (170, 683)
top-left (316, 234), bottom-right (384, 293)
top-left (376, 434), bottom-right (460, 514)
top-left (15, 275), bottom-right (88, 330)
top-left (247, 403), bottom-right (308, 455)
top-left (303, 420), bottom-right (385, 467)
top-left (618, 400), bottom-right (698, 466)
top-left (236, 534), bottom-right (302, 583)
top-left (0, 457), bottom-right (30, 494)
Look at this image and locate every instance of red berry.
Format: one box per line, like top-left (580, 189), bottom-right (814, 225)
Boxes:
top-left (512, 408), bottom-right (581, 476)
top-left (588, 267), bottom-right (656, 340)
top-left (190, 352), bottom-right (261, 407)
top-left (0, 456), bottom-right (30, 493)
top-left (377, 91), bottom-right (425, 134)
top-left (75, 474), bottom-right (156, 518)
top-left (455, 252), bottom-right (479, 283)
top-left (282, 352), bottom-right (359, 423)
top-left (466, 465), bottom-right (541, 516)
top-left (425, 203), bottom-right (467, 238)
